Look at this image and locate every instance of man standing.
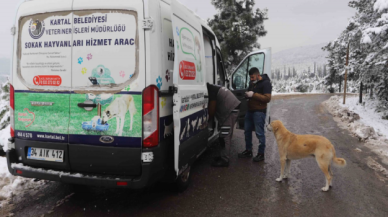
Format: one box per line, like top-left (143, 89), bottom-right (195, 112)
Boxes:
top-left (238, 67), bottom-right (272, 162)
top-left (207, 83), bottom-right (241, 167)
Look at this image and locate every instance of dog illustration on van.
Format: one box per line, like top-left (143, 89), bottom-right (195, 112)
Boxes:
top-left (101, 95), bottom-right (137, 136)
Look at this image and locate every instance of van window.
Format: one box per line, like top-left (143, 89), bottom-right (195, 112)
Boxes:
top-left (18, 10), bottom-right (139, 93)
top-left (248, 53), bottom-right (265, 75)
top-left (203, 35), bottom-right (214, 84)
top-left (232, 58), bottom-right (248, 90)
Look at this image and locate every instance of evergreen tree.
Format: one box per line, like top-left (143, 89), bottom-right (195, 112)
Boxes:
top-left (323, 65), bottom-right (327, 77)
top-left (293, 67), bottom-right (297, 78)
top-left (208, 0), bottom-right (268, 74)
top-left (323, 0), bottom-right (388, 103)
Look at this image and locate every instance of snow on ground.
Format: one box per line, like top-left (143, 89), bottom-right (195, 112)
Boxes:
top-left (323, 95), bottom-right (388, 163)
top-left (0, 125), bottom-right (10, 151)
top-left (0, 157), bottom-right (46, 208)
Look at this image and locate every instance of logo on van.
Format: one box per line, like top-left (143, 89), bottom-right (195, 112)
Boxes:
top-left (29, 19), bottom-right (45, 39)
top-left (99, 136), bottom-right (115, 144)
top-left (179, 61), bottom-right (196, 80)
top-left (33, 75), bottom-right (62, 86)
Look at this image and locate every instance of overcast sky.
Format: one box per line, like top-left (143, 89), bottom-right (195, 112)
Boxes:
top-left (0, 0), bottom-right (355, 58)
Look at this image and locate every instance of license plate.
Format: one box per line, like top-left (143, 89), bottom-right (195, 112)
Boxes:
top-left (27, 147), bottom-right (64, 162)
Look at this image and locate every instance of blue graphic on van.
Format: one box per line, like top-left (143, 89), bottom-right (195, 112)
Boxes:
top-left (91, 65), bottom-right (115, 85)
top-left (82, 117), bottom-right (109, 132)
top-left (156, 76), bottom-right (162, 89)
top-left (78, 57), bottom-right (83, 64)
top-left (176, 27), bottom-right (180, 36)
top-left (86, 93), bottom-right (113, 105)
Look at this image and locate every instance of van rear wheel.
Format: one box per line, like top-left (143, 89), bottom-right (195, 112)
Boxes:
top-left (175, 166), bottom-right (191, 192)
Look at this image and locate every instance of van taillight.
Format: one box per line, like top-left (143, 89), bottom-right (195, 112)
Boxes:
top-left (10, 84), bottom-right (15, 138)
top-left (142, 85), bottom-right (159, 148)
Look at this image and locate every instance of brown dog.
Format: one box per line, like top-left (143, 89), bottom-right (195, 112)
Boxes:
top-left (267, 120), bottom-right (346, 191)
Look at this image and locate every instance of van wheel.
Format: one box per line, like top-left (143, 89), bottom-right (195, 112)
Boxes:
top-left (0, 149), bottom-right (5, 157)
top-left (70, 184), bottom-right (89, 194)
top-left (175, 166), bottom-right (191, 192)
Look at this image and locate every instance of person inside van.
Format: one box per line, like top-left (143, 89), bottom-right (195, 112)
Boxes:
top-left (238, 67), bottom-right (272, 162)
top-left (207, 83), bottom-right (241, 167)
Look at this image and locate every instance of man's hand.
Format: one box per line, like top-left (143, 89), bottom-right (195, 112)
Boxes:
top-left (245, 91), bottom-right (254, 98)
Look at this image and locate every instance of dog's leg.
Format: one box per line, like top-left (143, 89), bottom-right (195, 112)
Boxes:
top-left (276, 159), bottom-right (286, 182)
top-left (119, 115), bottom-right (125, 136)
top-left (115, 117), bottom-right (120, 135)
top-left (329, 165), bottom-right (333, 187)
top-left (318, 161), bottom-right (331, 192)
top-left (284, 159), bottom-right (291, 179)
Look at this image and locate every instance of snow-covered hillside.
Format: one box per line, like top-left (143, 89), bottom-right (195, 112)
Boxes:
top-left (270, 43), bottom-right (337, 94)
top-left (272, 43), bottom-right (328, 75)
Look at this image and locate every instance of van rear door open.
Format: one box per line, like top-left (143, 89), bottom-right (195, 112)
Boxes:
top-left (171, 0), bottom-right (209, 175)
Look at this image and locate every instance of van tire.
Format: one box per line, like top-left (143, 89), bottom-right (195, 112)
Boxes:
top-left (175, 166), bottom-right (191, 192)
top-left (0, 149), bottom-right (5, 157)
top-left (70, 184), bottom-right (90, 194)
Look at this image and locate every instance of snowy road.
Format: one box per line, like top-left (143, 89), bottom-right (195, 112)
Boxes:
top-left (4, 94), bottom-right (388, 217)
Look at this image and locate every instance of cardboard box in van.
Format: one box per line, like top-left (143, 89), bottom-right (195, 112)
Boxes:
top-left (6, 0), bottom-right (271, 191)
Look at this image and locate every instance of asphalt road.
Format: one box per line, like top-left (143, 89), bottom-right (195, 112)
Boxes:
top-left (6, 94), bottom-right (388, 217)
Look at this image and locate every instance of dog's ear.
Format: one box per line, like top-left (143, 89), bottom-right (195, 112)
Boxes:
top-left (272, 123), bottom-right (279, 131)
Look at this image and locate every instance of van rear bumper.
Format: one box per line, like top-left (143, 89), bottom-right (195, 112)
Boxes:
top-left (7, 150), bottom-right (152, 188)
top-left (6, 139), bottom-right (172, 189)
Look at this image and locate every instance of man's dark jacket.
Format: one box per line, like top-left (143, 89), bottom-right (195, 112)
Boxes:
top-left (247, 74), bottom-right (272, 113)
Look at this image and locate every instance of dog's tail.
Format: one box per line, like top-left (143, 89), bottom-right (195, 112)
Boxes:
top-left (332, 146), bottom-right (346, 168)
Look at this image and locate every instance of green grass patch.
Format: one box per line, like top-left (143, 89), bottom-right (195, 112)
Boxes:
top-left (15, 93), bottom-right (70, 134)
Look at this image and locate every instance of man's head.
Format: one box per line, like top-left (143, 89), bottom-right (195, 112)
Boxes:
top-left (249, 67), bottom-right (262, 83)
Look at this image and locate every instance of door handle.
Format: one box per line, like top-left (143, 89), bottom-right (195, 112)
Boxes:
top-left (78, 103), bottom-right (97, 108)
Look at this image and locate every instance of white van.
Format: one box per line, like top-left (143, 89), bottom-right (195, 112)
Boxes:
top-left (7, 0), bottom-right (271, 190)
